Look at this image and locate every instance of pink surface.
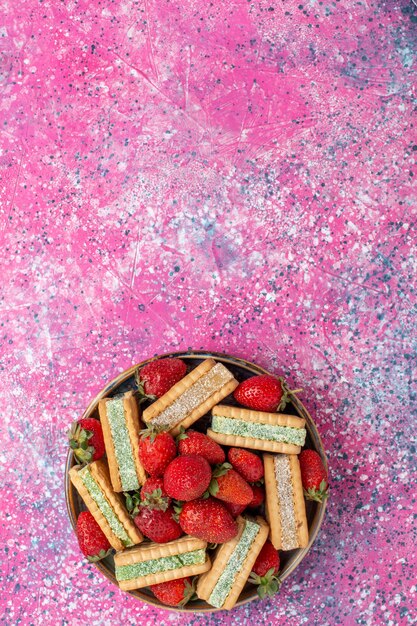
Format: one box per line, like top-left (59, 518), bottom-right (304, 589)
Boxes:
top-left (1, 0), bottom-right (416, 624)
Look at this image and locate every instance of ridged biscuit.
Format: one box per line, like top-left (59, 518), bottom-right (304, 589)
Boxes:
top-left (115, 536), bottom-right (207, 565)
top-left (98, 398), bottom-right (121, 492)
top-left (114, 536), bottom-right (210, 591)
top-left (69, 461), bottom-right (143, 551)
top-left (212, 404), bottom-right (305, 428)
top-left (143, 359), bottom-right (213, 423)
top-left (98, 391), bottom-right (146, 493)
top-left (170, 379), bottom-right (238, 437)
top-left (263, 455), bottom-right (282, 550)
top-left (117, 559), bottom-right (211, 591)
top-left (196, 519), bottom-right (245, 601)
top-left (142, 359), bottom-right (238, 436)
top-left (264, 454), bottom-right (308, 551)
top-left (197, 516), bottom-right (269, 610)
top-left (123, 392), bottom-right (147, 485)
top-left (69, 464), bottom-right (124, 552)
top-left (207, 430), bottom-right (301, 455)
top-left (208, 404), bottom-right (305, 454)
top-left (288, 454), bottom-right (309, 548)
top-left (89, 460), bottom-right (143, 545)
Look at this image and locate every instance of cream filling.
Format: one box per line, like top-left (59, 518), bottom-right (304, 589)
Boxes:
top-left (80, 467), bottom-right (133, 547)
top-left (211, 415), bottom-right (306, 446)
top-left (274, 455), bottom-right (297, 550)
top-left (115, 549), bottom-right (206, 581)
top-left (106, 396), bottom-right (139, 491)
top-left (152, 363), bottom-right (234, 429)
top-left (208, 519), bottom-right (261, 608)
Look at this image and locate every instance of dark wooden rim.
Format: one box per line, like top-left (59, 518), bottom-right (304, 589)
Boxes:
top-left (64, 350), bottom-right (328, 612)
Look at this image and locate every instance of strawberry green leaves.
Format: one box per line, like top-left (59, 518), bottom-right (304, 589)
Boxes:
top-left (206, 462), bottom-right (233, 497)
top-left (124, 491), bottom-right (142, 517)
top-left (134, 368), bottom-right (157, 404)
top-left (303, 479), bottom-right (329, 503)
top-left (86, 548), bottom-right (112, 563)
top-left (68, 424), bottom-right (95, 464)
top-left (249, 567), bottom-right (281, 599)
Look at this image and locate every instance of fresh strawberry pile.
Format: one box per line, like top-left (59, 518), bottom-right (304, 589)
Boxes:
top-left (127, 428), bottom-right (262, 547)
top-left (68, 358), bottom-right (328, 608)
top-left (125, 425), bottom-right (271, 602)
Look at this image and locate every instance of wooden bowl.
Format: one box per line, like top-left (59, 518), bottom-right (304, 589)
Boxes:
top-left (64, 350), bottom-right (328, 612)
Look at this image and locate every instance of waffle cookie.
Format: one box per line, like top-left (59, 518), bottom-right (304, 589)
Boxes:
top-left (142, 358), bottom-right (238, 436)
top-left (69, 460), bottom-right (143, 551)
top-left (98, 390), bottom-right (146, 493)
top-left (264, 453), bottom-right (309, 551)
top-left (114, 536), bottom-right (211, 591)
top-left (207, 404), bottom-right (307, 454)
top-left (196, 516), bottom-right (269, 610)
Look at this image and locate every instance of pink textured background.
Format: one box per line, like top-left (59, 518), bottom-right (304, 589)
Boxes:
top-left (1, 0), bottom-right (416, 624)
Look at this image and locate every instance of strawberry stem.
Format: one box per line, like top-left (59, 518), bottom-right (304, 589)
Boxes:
top-left (124, 491), bottom-right (141, 516)
top-left (277, 378), bottom-right (303, 411)
top-left (139, 424), bottom-right (165, 442)
top-left (175, 426), bottom-right (188, 442)
top-left (249, 569), bottom-right (282, 598)
top-left (303, 486), bottom-right (329, 503)
top-left (86, 548), bottom-right (112, 563)
top-left (206, 479), bottom-right (219, 497)
top-left (67, 423), bottom-right (95, 464)
top-left (134, 369), bottom-right (157, 404)
top-left (141, 488), bottom-right (170, 512)
top-left (212, 462), bottom-right (232, 478)
top-left (178, 577), bottom-right (198, 607)
top-left (172, 500), bottom-right (183, 522)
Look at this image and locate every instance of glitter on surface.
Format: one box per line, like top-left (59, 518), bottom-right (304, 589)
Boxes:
top-left (152, 363), bottom-right (234, 428)
top-left (274, 456), bottom-right (298, 551)
top-left (116, 549), bottom-right (206, 581)
top-left (211, 415), bottom-right (306, 445)
top-left (80, 468), bottom-right (134, 547)
top-left (1, 0), bottom-right (416, 622)
top-left (106, 397), bottom-right (140, 491)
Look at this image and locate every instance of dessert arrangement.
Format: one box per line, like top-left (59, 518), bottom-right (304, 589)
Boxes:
top-left (67, 355), bottom-right (328, 610)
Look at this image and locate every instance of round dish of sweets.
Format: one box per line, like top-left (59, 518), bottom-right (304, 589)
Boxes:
top-left (65, 351), bottom-right (328, 612)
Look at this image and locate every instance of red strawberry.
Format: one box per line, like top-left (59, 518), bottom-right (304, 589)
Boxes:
top-left (140, 477), bottom-right (171, 510)
top-left (135, 358), bottom-right (187, 400)
top-left (223, 501), bottom-right (247, 518)
top-left (179, 498), bottom-right (238, 543)
top-left (134, 505), bottom-right (182, 543)
top-left (138, 429), bottom-right (177, 477)
top-left (68, 418), bottom-right (105, 464)
top-left (233, 375), bottom-right (301, 412)
top-left (163, 455), bottom-right (211, 501)
top-left (247, 484), bottom-right (265, 509)
top-left (76, 511), bottom-right (111, 562)
top-left (228, 448), bottom-right (264, 482)
top-left (150, 577), bottom-right (196, 607)
top-left (208, 463), bottom-right (253, 506)
top-left (299, 449), bottom-right (328, 503)
top-left (252, 540), bottom-right (280, 576)
top-left (249, 540), bottom-right (281, 598)
top-left (177, 429), bottom-right (225, 465)
top-left (125, 481), bottom-right (170, 515)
